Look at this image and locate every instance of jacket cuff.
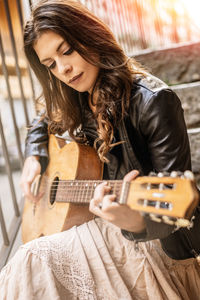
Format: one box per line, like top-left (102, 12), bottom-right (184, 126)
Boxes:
top-left (121, 216), bottom-right (175, 242)
top-left (39, 156), bottom-right (48, 174)
top-left (121, 228), bottom-right (147, 241)
top-left (24, 143), bottom-right (48, 159)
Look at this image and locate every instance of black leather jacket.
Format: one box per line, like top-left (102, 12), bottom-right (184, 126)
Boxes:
top-left (25, 75), bottom-right (199, 260)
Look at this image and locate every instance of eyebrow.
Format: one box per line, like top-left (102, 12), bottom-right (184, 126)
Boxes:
top-left (40, 40), bottom-right (65, 63)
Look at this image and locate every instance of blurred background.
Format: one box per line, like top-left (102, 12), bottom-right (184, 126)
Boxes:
top-left (1, 0), bottom-right (200, 269)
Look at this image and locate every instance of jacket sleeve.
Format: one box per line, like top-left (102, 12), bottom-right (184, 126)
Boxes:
top-left (140, 88), bottom-right (191, 172)
top-left (25, 115), bottom-right (49, 173)
top-left (122, 88), bottom-right (192, 242)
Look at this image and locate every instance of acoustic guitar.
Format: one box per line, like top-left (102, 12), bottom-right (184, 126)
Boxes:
top-left (22, 135), bottom-right (199, 244)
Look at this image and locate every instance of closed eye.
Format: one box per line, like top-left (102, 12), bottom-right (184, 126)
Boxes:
top-left (46, 47), bottom-right (73, 70)
top-left (63, 47), bottom-right (74, 56)
top-left (48, 61), bottom-right (56, 70)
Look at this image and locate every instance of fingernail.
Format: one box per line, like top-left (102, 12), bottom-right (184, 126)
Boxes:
top-left (132, 170), bottom-right (139, 175)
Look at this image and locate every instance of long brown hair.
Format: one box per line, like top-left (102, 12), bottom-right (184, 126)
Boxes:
top-left (24, 0), bottom-right (144, 162)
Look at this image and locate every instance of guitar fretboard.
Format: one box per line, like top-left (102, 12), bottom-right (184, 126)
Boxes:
top-left (55, 180), bottom-right (129, 204)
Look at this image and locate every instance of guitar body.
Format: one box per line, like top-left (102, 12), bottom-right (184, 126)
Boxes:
top-left (22, 135), bottom-right (103, 244)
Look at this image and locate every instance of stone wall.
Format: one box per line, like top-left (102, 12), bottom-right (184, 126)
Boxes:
top-left (172, 82), bottom-right (200, 129)
top-left (134, 42), bottom-right (200, 85)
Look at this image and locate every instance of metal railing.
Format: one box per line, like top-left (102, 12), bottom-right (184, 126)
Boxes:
top-left (82, 0), bottom-right (200, 54)
top-left (0, 0), bottom-right (200, 269)
top-left (0, 0), bottom-right (34, 269)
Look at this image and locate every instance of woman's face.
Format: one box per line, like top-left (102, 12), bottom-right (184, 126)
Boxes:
top-left (34, 30), bottom-right (99, 94)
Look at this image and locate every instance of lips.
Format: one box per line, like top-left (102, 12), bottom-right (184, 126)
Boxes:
top-left (68, 72), bottom-right (83, 84)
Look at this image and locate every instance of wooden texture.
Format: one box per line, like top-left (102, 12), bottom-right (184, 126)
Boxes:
top-left (126, 176), bottom-right (199, 219)
top-left (22, 135), bottom-right (103, 243)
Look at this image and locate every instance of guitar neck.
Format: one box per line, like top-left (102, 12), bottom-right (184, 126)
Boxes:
top-left (47, 175), bottom-right (199, 223)
top-left (56, 180), bottom-right (126, 204)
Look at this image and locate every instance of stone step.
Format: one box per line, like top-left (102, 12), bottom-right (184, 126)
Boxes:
top-left (133, 41), bottom-right (200, 85)
top-left (171, 83), bottom-right (200, 175)
top-left (171, 81), bottom-right (200, 129)
top-left (188, 128), bottom-right (200, 175)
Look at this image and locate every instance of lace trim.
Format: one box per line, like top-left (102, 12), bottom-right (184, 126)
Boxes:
top-left (22, 234), bottom-right (98, 300)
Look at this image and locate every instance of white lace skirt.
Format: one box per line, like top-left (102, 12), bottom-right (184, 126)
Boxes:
top-left (0, 218), bottom-right (200, 300)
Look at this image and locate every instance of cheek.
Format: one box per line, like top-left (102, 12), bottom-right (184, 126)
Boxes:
top-left (51, 70), bottom-right (62, 81)
top-left (92, 67), bottom-right (99, 82)
top-left (86, 64), bottom-right (99, 79)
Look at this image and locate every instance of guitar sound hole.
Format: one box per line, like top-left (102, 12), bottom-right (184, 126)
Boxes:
top-left (50, 176), bottom-right (59, 205)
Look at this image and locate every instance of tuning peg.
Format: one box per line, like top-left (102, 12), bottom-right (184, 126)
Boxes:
top-left (162, 171), bottom-right (170, 176)
top-left (149, 214), bottom-right (162, 223)
top-left (147, 183), bottom-right (151, 190)
top-left (170, 171), bottom-right (186, 178)
top-left (162, 215), bottom-right (175, 225)
top-left (148, 171), bottom-right (157, 176)
top-left (170, 171), bottom-right (178, 177)
top-left (158, 172), bottom-right (164, 177)
top-left (183, 170), bottom-right (194, 180)
top-left (174, 218), bottom-right (191, 228)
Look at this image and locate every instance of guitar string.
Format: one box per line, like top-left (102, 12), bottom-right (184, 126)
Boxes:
top-left (48, 187), bottom-right (123, 193)
top-left (37, 180), bottom-right (124, 191)
top-left (40, 187), bottom-right (123, 193)
top-left (37, 178), bottom-right (178, 183)
top-left (37, 182), bottom-right (168, 195)
top-left (34, 185), bottom-right (170, 209)
top-left (38, 180), bottom-right (124, 203)
top-left (33, 180), bottom-right (171, 206)
top-left (37, 178), bottom-right (176, 200)
top-left (37, 179), bottom-right (173, 187)
top-left (41, 185), bottom-right (173, 191)
top-left (39, 183), bottom-right (123, 192)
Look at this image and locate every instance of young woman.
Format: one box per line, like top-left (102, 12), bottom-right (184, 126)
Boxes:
top-left (0, 0), bottom-right (199, 299)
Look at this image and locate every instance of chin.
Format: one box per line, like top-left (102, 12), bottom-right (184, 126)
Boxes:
top-left (73, 87), bottom-right (91, 93)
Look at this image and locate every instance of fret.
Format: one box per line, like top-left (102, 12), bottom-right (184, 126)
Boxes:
top-left (55, 179), bottom-right (123, 203)
top-left (113, 181), bottom-right (117, 197)
top-left (74, 181), bottom-right (79, 202)
top-left (114, 181), bottom-right (123, 201)
top-left (87, 182), bottom-right (93, 201)
top-left (83, 181), bottom-right (89, 203)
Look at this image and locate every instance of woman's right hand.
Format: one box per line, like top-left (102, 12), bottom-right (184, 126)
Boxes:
top-left (20, 156), bottom-right (43, 202)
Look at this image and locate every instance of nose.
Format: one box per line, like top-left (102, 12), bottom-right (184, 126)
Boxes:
top-left (57, 59), bottom-right (72, 75)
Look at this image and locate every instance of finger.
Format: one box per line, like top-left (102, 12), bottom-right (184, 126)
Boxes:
top-left (101, 194), bottom-right (117, 210)
top-left (90, 194), bottom-right (116, 215)
top-left (24, 192), bottom-right (43, 203)
top-left (93, 182), bottom-right (111, 201)
top-left (22, 181), bottom-right (43, 203)
top-left (123, 170), bottom-right (139, 182)
top-left (89, 198), bottom-right (102, 214)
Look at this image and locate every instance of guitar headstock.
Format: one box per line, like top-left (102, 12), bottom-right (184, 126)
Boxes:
top-left (125, 171), bottom-right (199, 227)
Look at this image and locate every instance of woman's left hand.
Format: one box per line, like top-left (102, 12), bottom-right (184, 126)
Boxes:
top-left (89, 170), bottom-right (146, 233)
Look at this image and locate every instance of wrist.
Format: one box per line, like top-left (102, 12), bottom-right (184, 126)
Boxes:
top-left (122, 211), bottom-right (146, 233)
top-left (122, 222), bottom-right (146, 234)
top-left (27, 155), bottom-right (40, 161)
top-left (121, 228), bottom-right (147, 241)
